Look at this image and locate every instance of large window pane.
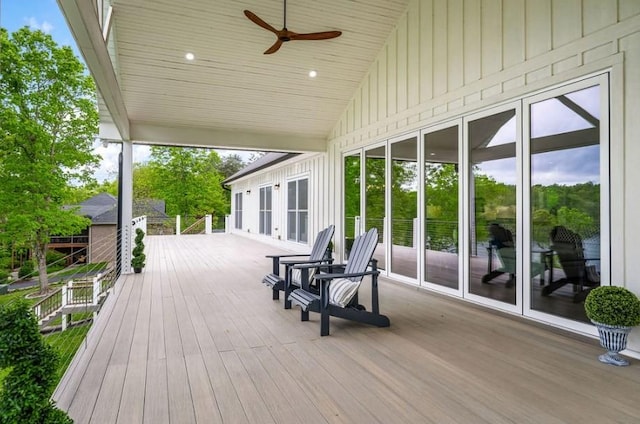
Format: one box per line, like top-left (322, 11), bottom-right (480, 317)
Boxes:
top-left (530, 85), bottom-right (601, 322)
top-left (287, 211), bottom-right (296, 241)
top-left (391, 136), bottom-right (418, 279)
top-left (234, 192), bottom-right (242, 229)
top-left (365, 146), bottom-right (386, 269)
top-left (298, 179), bottom-right (308, 209)
top-left (424, 125), bottom-right (459, 289)
top-left (259, 186), bottom-right (272, 235)
top-left (344, 153), bottom-right (361, 258)
top-left (469, 109), bottom-right (517, 305)
top-left (286, 179), bottom-right (308, 243)
top-left (287, 182), bottom-right (296, 209)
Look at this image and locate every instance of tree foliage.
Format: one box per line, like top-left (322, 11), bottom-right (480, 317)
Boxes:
top-left (0, 27), bottom-right (98, 293)
top-left (131, 147), bottom-right (233, 218)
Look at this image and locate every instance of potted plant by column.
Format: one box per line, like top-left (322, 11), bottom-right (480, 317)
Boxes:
top-left (584, 286), bottom-right (640, 366)
top-left (131, 228), bottom-right (146, 273)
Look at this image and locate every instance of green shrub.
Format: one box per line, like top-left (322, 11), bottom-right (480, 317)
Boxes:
top-left (18, 260), bottom-right (35, 278)
top-left (0, 269), bottom-right (9, 283)
top-left (131, 228), bottom-right (146, 270)
top-left (0, 300), bottom-right (73, 423)
top-left (46, 249), bottom-right (67, 266)
top-left (0, 256), bottom-right (12, 271)
top-left (585, 286), bottom-right (640, 327)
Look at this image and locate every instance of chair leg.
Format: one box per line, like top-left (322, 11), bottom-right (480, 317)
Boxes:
top-left (272, 287), bottom-right (279, 300)
top-left (320, 308), bottom-right (330, 336)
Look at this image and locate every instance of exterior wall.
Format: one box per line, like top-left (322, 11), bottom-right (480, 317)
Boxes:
top-left (325, 0), bottom-right (640, 354)
top-left (89, 225), bottom-right (117, 266)
top-left (229, 153), bottom-right (329, 252)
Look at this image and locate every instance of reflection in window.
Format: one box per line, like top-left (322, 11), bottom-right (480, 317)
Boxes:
top-left (259, 186), bottom-right (272, 235)
top-left (344, 154), bottom-right (361, 258)
top-left (424, 126), bottom-right (459, 289)
top-left (530, 85), bottom-right (601, 322)
top-left (365, 146), bottom-right (386, 269)
top-left (391, 137), bottom-right (418, 279)
top-left (234, 192), bottom-right (242, 229)
top-left (469, 109), bottom-right (517, 305)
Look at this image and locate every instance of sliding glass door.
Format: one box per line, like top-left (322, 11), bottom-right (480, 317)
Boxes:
top-left (423, 124), bottom-right (460, 290)
top-left (526, 79), bottom-right (607, 324)
top-left (390, 135), bottom-right (418, 279)
top-left (343, 152), bottom-right (361, 259)
top-left (365, 145), bottom-right (386, 269)
top-left (466, 106), bottom-right (519, 307)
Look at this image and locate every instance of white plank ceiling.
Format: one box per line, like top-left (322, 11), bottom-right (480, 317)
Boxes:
top-left (61, 0), bottom-right (410, 152)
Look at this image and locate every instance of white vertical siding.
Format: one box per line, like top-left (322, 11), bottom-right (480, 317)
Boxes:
top-left (324, 0), bottom-right (640, 353)
top-left (228, 153), bottom-right (328, 251)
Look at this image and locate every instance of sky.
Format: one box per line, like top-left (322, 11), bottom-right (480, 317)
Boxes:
top-left (0, 0), bottom-right (254, 182)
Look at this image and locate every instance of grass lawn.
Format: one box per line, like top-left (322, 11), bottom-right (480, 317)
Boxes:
top-left (45, 324), bottom-right (91, 380)
top-left (0, 287), bottom-right (39, 307)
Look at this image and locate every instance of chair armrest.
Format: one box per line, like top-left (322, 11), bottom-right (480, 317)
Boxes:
top-left (265, 254), bottom-right (309, 259)
top-left (314, 270), bottom-right (379, 280)
top-left (282, 258), bottom-right (330, 266)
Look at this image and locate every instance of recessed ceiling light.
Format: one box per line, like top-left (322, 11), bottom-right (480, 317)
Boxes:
top-left (185, 52), bottom-right (195, 61)
top-left (308, 70), bottom-right (317, 78)
top-left (430, 152), bottom-right (436, 156)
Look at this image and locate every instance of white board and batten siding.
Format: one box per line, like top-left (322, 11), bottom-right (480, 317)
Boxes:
top-left (229, 153), bottom-right (330, 252)
top-left (324, 0), bottom-right (640, 354)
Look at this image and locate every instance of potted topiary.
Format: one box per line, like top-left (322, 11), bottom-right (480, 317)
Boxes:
top-left (584, 286), bottom-right (640, 366)
top-left (131, 228), bottom-right (146, 273)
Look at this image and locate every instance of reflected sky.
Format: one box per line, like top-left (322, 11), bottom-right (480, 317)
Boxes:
top-left (478, 85), bottom-right (600, 187)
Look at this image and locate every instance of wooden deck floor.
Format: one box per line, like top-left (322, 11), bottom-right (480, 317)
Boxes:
top-left (53, 234), bottom-right (640, 423)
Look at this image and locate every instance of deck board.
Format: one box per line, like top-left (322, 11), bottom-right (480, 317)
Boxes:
top-left (54, 234), bottom-right (640, 423)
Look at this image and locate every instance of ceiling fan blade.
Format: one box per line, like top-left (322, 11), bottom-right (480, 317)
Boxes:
top-left (244, 10), bottom-right (278, 34)
top-left (264, 39), bottom-right (284, 54)
top-left (290, 31), bottom-right (342, 41)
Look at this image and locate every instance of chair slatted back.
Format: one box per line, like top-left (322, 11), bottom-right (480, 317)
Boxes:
top-left (550, 225), bottom-right (585, 280)
top-left (344, 228), bottom-right (378, 281)
top-left (308, 225), bottom-right (335, 261)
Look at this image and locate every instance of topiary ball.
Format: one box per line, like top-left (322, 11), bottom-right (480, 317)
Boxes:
top-left (585, 286), bottom-right (640, 327)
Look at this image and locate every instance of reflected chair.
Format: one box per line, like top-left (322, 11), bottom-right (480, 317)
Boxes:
top-left (262, 225), bottom-right (334, 309)
top-left (481, 223), bottom-right (545, 286)
top-left (541, 225), bottom-right (600, 302)
top-left (288, 227), bottom-right (390, 336)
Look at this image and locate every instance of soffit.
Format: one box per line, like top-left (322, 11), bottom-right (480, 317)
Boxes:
top-left (96, 0), bottom-right (409, 151)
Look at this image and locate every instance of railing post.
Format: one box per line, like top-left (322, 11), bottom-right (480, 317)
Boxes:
top-left (93, 275), bottom-right (100, 320)
top-left (354, 216), bottom-right (361, 237)
top-left (225, 215), bottom-right (230, 233)
top-left (205, 214), bottom-right (212, 234)
top-left (413, 218), bottom-right (418, 248)
top-left (61, 284), bottom-right (68, 331)
top-left (93, 275), bottom-right (99, 305)
top-left (176, 215), bottom-right (181, 235)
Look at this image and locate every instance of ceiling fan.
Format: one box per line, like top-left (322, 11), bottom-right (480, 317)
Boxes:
top-left (244, 0), bottom-right (342, 54)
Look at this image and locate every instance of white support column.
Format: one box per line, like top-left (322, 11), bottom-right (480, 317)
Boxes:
top-left (176, 215), bottom-right (181, 235)
top-left (122, 141), bottom-right (133, 273)
top-left (205, 215), bottom-right (212, 234)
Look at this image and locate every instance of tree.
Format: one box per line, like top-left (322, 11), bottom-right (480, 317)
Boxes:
top-left (0, 27), bottom-right (99, 294)
top-left (217, 153), bottom-right (246, 179)
top-left (147, 146), bottom-right (228, 217)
